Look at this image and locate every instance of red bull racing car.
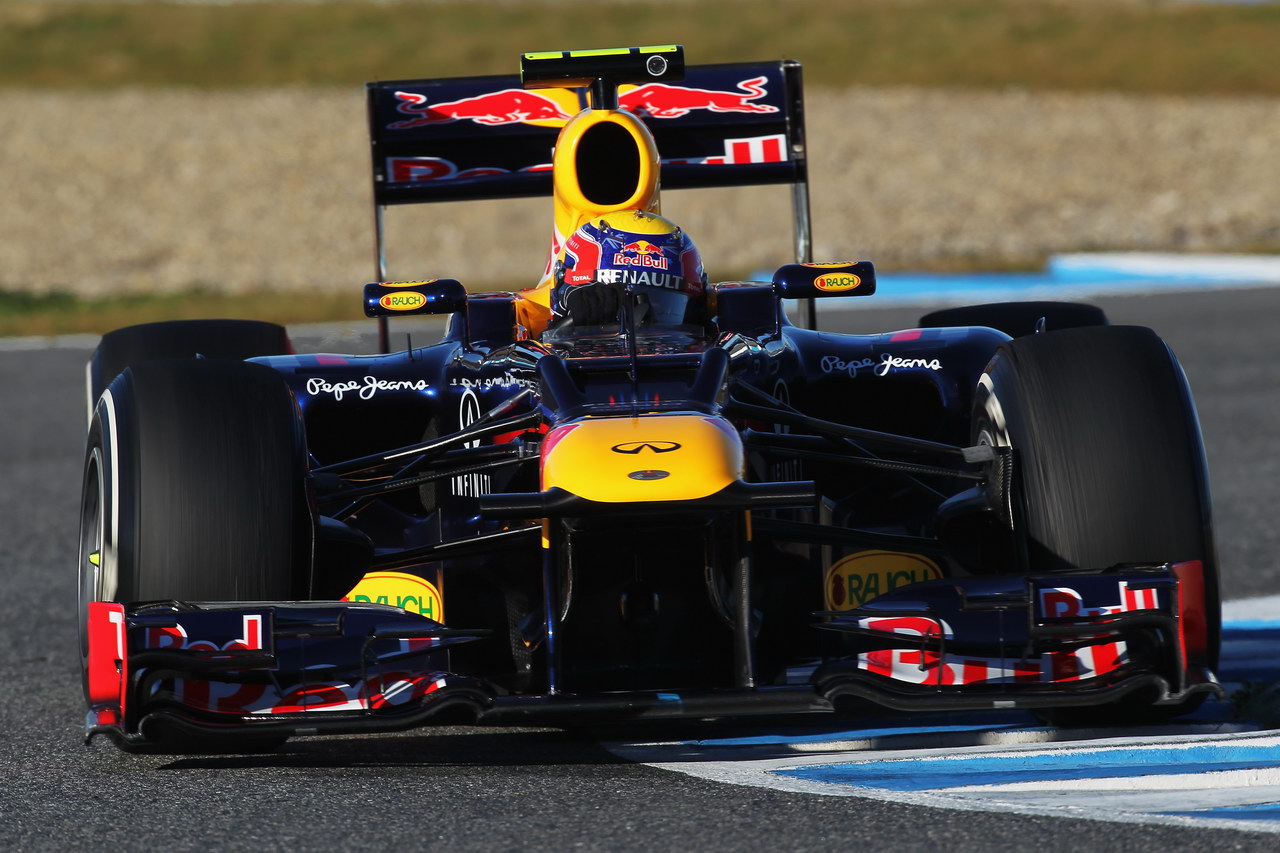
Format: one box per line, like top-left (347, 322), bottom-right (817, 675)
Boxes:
top-left (79, 46), bottom-right (1221, 751)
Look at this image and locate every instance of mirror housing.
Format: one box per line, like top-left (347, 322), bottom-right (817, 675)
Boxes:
top-left (465, 292), bottom-right (521, 348)
top-left (711, 282), bottom-right (778, 338)
top-left (772, 262), bottom-right (876, 299)
top-left (364, 279), bottom-right (467, 318)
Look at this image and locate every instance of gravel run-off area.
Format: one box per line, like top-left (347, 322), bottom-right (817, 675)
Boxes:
top-left (4, 86), bottom-right (1279, 295)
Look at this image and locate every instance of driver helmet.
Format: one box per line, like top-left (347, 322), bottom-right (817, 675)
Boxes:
top-left (553, 210), bottom-right (706, 325)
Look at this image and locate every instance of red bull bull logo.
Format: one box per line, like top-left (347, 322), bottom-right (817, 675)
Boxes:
top-left (619, 76), bottom-right (780, 120)
top-left (389, 88), bottom-right (573, 129)
top-left (613, 240), bottom-right (670, 270)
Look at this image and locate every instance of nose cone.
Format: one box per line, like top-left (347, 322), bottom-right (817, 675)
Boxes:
top-left (541, 415), bottom-right (743, 502)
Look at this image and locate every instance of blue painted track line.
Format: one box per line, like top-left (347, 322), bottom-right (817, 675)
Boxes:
top-left (688, 720), bottom-right (1038, 748)
top-left (821, 273), bottom-right (1260, 310)
top-left (775, 743), bottom-right (1280, 792)
top-left (1219, 622), bottom-right (1280, 683)
top-left (1224, 621), bottom-right (1280, 635)
top-left (808, 252), bottom-right (1280, 310)
top-left (1164, 804), bottom-right (1280, 823)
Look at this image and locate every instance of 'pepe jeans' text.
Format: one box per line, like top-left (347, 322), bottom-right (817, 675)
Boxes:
top-left (305, 376), bottom-right (429, 401)
top-left (820, 353), bottom-right (942, 378)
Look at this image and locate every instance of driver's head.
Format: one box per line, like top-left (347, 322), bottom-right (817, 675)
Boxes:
top-left (553, 211), bottom-right (706, 326)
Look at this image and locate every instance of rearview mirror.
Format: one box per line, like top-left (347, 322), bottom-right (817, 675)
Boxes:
top-left (364, 279), bottom-right (467, 317)
top-left (772, 262), bottom-right (876, 299)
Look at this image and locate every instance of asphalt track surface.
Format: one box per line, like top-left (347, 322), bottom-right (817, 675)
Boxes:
top-left (2, 287), bottom-right (1278, 851)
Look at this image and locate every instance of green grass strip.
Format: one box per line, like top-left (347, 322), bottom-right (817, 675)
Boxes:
top-left (2, 0), bottom-right (1279, 95)
top-left (0, 288), bottom-right (365, 338)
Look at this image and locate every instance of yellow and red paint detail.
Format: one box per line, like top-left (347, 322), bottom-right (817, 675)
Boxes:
top-left (541, 415), bottom-right (743, 502)
top-left (379, 292), bottom-right (427, 311)
top-left (813, 273), bottom-right (862, 292)
top-left (342, 571), bottom-right (443, 622)
top-left (824, 550), bottom-right (943, 611)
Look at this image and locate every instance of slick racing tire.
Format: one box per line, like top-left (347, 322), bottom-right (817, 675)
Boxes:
top-left (919, 301), bottom-right (1107, 338)
top-left (973, 325), bottom-right (1220, 725)
top-left (79, 359), bottom-right (311, 752)
top-left (86, 319), bottom-right (291, 419)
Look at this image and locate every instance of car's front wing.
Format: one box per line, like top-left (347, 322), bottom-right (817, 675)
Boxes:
top-left (84, 562), bottom-right (1219, 749)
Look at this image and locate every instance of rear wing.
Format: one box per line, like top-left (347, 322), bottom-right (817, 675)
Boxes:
top-left (366, 59), bottom-right (812, 284)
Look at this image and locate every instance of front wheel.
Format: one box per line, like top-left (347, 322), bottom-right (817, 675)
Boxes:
top-left (974, 325), bottom-right (1219, 724)
top-left (79, 359), bottom-right (312, 750)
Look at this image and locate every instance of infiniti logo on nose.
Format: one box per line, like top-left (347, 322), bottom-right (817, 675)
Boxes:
top-left (611, 441), bottom-right (682, 454)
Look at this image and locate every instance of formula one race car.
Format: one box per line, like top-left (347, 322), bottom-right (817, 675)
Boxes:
top-left (78, 46), bottom-right (1221, 751)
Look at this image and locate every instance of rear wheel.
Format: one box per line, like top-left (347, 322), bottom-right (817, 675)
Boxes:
top-left (79, 359), bottom-right (311, 751)
top-left (920, 301), bottom-right (1107, 338)
top-left (973, 326), bottom-right (1219, 724)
